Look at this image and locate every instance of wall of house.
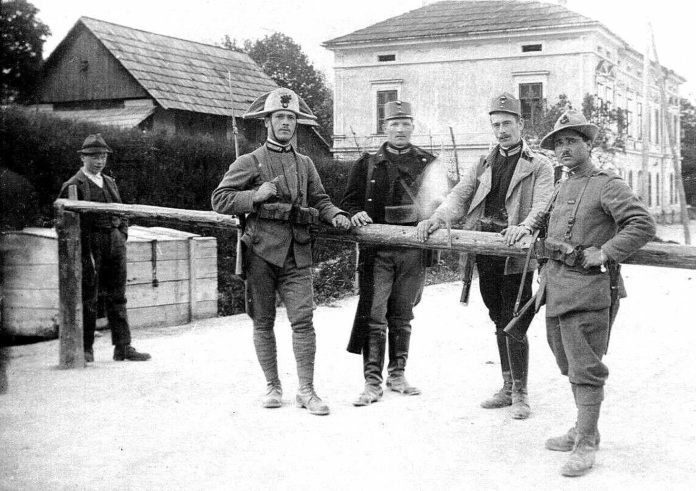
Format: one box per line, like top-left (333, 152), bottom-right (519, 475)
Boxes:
top-left (37, 26), bottom-right (148, 103)
top-left (329, 27), bottom-right (685, 219)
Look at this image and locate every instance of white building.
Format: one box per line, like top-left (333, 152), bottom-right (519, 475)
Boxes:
top-left (323, 0), bottom-right (685, 219)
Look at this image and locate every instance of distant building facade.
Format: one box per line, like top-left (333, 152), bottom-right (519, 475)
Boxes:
top-left (324, 0), bottom-right (684, 219)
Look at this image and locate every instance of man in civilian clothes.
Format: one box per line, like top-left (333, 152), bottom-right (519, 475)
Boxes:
top-left (59, 134), bottom-right (151, 363)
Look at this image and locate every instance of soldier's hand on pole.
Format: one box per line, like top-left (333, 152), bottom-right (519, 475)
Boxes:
top-left (350, 211), bottom-right (373, 227)
top-left (332, 214), bottom-right (351, 230)
top-left (416, 218), bottom-right (441, 242)
top-left (253, 181), bottom-right (278, 203)
top-left (581, 246), bottom-right (607, 270)
top-left (502, 224), bottom-right (531, 246)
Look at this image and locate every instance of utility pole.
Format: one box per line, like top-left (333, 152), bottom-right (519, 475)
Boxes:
top-left (649, 24), bottom-right (691, 244)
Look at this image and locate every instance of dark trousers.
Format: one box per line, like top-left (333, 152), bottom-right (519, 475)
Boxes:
top-left (245, 249), bottom-right (316, 387)
top-left (81, 229), bottom-right (131, 350)
top-left (476, 255), bottom-right (534, 380)
top-left (362, 248), bottom-right (425, 386)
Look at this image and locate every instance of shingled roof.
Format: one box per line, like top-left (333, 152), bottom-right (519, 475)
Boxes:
top-left (70, 17), bottom-right (278, 116)
top-left (323, 0), bottom-right (598, 47)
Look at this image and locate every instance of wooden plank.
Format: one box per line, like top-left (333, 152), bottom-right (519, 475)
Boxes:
top-left (1, 308), bottom-right (60, 337)
top-left (1, 264), bottom-right (59, 289)
top-left (125, 278), bottom-right (217, 308)
top-left (127, 300), bottom-right (217, 329)
top-left (0, 234), bottom-right (58, 265)
top-left (127, 240), bottom-right (191, 261)
top-left (56, 209), bottom-right (84, 369)
top-left (2, 288), bottom-right (59, 309)
top-left (56, 200), bottom-right (696, 269)
top-left (125, 259), bottom-right (217, 285)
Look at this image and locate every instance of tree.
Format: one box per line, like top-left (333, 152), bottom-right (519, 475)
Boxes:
top-left (680, 97), bottom-right (696, 205)
top-left (523, 93), bottom-right (626, 171)
top-left (0, 0), bottom-right (50, 103)
top-left (223, 32), bottom-right (334, 140)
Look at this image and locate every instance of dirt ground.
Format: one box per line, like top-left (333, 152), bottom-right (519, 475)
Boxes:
top-left (1, 223), bottom-right (695, 490)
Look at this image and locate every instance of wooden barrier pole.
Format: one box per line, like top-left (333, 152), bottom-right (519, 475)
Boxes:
top-left (55, 200), bottom-right (696, 270)
top-left (56, 207), bottom-right (84, 369)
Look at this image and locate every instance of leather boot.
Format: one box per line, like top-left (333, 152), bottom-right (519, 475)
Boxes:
top-left (386, 328), bottom-right (421, 395)
top-left (546, 426), bottom-right (601, 452)
top-left (296, 384), bottom-right (330, 416)
top-left (354, 334), bottom-right (385, 406)
top-left (508, 335), bottom-right (530, 419)
top-left (262, 381), bottom-right (282, 409)
top-left (511, 379), bottom-right (530, 419)
top-left (480, 371), bottom-right (512, 408)
top-left (561, 433), bottom-right (599, 477)
top-left (113, 344), bottom-right (151, 361)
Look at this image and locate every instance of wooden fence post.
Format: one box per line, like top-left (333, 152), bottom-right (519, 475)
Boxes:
top-left (56, 208), bottom-right (84, 369)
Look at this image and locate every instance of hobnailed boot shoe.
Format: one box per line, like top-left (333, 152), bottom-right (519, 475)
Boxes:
top-left (561, 434), bottom-right (598, 477)
top-left (296, 384), bottom-right (330, 416)
top-left (262, 382), bottom-right (282, 409)
top-left (511, 380), bottom-right (531, 419)
top-left (480, 371), bottom-right (513, 409)
top-left (113, 345), bottom-right (151, 361)
top-left (84, 349), bottom-right (94, 363)
top-left (352, 385), bottom-right (383, 407)
top-left (546, 426), bottom-right (601, 452)
top-left (386, 329), bottom-right (420, 395)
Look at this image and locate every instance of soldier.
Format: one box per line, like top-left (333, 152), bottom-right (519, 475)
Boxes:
top-left (342, 100), bottom-right (437, 406)
top-left (537, 111), bottom-right (655, 476)
top-left (211, 88), bottom-right (350, 416)
top-left (416, 93), bottom-right (554, 419)
top-left (59, 134), bottom-right (151, 363)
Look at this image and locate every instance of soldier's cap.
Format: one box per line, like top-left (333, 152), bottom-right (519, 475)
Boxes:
top-left (243, 88), bottom-right (318, 126)
top-left (384, 100), bottom-right (413, 121)
top-left (78, 133), bottom-right (112, 154)
top-left (540, 110), bottom-right (599, 150)
top-left (489, 92), bottom-right (521, 117)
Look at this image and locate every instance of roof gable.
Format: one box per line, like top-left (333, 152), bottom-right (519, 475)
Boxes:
top-left (324, 0), bottom-right (597, 47)
top-left (76, 17), bottom-right (278, 116)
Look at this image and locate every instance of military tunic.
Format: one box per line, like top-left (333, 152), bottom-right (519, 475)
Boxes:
top-left (540, 160), bottom-right (655, 401)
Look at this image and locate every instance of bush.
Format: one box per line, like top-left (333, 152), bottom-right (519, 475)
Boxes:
top-left (1, 106), bottom-right (461, 317)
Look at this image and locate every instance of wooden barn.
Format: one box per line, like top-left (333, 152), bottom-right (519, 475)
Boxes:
top-left (31, 17), bottom-right (330, 155)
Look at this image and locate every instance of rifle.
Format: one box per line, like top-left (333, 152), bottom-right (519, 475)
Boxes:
top-left (459, 155), bottom-right (487, 304)
top-left (503, 294), bottom-right (536, 343)
top-left (228, 71), bottom-right (245, 278)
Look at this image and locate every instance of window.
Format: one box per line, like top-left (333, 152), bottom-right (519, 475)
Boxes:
top-left (522, 44), bottom-right (542, 52)
top-left (378, 54), bottom-right (396, 62)
top-left (656, 174), bottom-right (661, 206)
top-left (648, 172), bottom-right (652, 206)
top-left (670, 174), bottom-right (674, 204)
top-left (628, 170), bottom-right (633, 189)
top-left (637, 103), bottom-right (643, 140)
top-left (519, 83), bottom-right (543, 121)
top-left (376, 90), bottom-right (398, 134)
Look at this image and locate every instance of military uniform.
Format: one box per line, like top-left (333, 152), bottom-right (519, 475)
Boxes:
top-left (537, 111), bottom-right (655, 476)
top-left (427, 93), bottom-right (554, 418)
top-left (211, 88), bottom-right (347, 415)
top-left (342, 101), bottom-right (436, 404)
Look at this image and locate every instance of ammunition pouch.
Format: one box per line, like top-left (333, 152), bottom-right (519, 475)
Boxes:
top-left (478, 216), bottom-right (508, 233)
top-left (384, 204), bottom-right (419, 224)
top-left (257, 203), bottom-right (319, 225)
top-left (535, 237), bottom-right (584, 267)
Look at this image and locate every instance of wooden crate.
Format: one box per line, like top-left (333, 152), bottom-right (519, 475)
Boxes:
top-left (0, 226), bottom-right (217, 338)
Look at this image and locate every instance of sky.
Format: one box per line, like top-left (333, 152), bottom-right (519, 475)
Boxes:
top-left (28, 0), bottom-right (696, 99)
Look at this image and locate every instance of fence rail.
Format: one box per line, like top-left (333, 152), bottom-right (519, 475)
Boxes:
top-left (53, 199), bottom-right (696, 368)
